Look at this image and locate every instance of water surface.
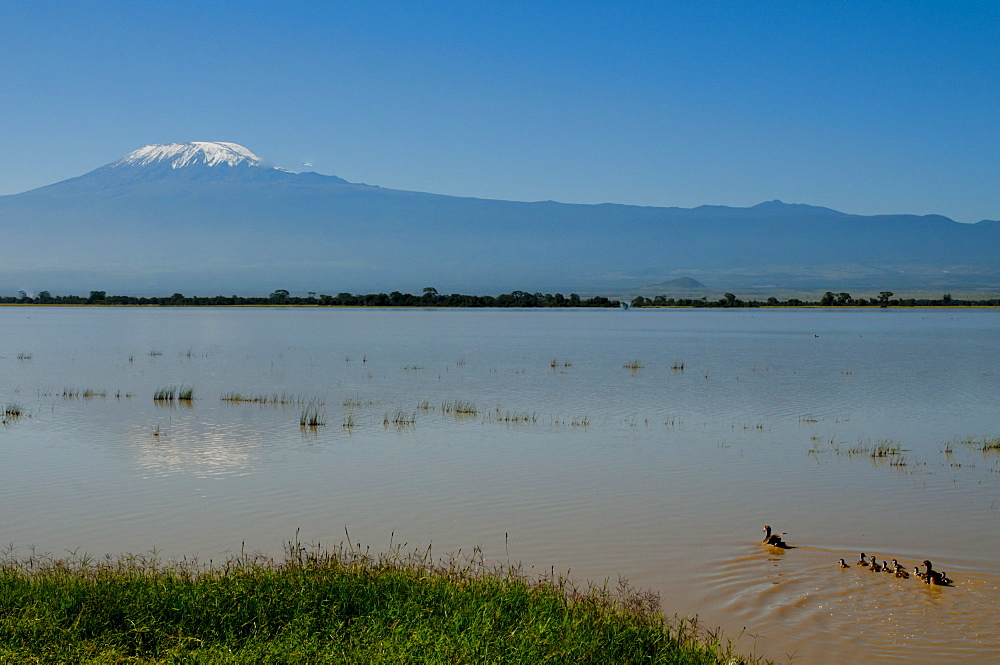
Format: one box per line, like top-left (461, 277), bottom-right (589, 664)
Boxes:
top-left (2, 307), bottom-right (998, 663)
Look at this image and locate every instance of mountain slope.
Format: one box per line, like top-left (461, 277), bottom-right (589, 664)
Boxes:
top-left (1, 142), bottom-right (997, 295)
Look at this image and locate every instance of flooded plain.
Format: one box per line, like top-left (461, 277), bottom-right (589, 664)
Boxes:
top-left (2, 306), bottom-right (998, 663)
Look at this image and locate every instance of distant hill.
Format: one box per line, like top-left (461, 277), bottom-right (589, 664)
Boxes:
top-left (1, 142), bottom-right (997, 296)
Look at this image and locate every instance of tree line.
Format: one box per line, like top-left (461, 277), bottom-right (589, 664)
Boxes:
top-left (631, 291), bottom-right (998, 308)
top-left (1, 288), bottom-right (996, 307)
top-left (0, 288), bottom-right (618, 308)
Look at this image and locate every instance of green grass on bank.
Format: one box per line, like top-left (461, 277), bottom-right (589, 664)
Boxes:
top-left (0, 540), bottom-right (769, 664)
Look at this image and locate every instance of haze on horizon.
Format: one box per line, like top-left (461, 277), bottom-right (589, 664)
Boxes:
top-left (1, 1), bottom-right (997, 223)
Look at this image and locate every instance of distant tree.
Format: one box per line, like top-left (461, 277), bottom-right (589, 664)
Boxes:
top-left (36, 290), bottom-right (52, 303)
top-left (820, 292), bottom-right (835, 306)
top-left (766, 296), bottom-right (779, 306)
top-left (269, 289), bottom-right (290, 303)
top-left (721, 293), bottom-right (738, 307)
top-left (942, 293), bottom-right (952, 305)
top-left (878, 291), bottom-right (893, 308)
top-left (88, 291), bottom-right (106, 303)
top-left (631, 296), bottom-right (647, 307)
top-left (835, 292), bottom-right (852, 306)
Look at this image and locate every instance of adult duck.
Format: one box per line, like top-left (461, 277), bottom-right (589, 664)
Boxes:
top-left (922, 560), bottom-right (949, 585)
top-left (761, 525), bottom-right (788, 548)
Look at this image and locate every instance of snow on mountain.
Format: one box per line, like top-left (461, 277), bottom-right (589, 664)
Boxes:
top-left (111, 142), bottom-right (266, 169)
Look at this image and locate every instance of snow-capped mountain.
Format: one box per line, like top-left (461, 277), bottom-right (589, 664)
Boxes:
top-left (112, 142), bottom-right (265, 169)
top-left (0, 141), bottom-right (997, 296)
top-left (30, 142), bottom-right (348, 193)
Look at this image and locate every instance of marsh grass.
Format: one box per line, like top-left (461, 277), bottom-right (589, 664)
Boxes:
top-left (959, 435), bottom-right (1000, 453)
top-left (153, 387), bottom-right (176, 402)
top-left (342, 396), bottom-right (374, 409)
top-left (819, 438), bottom-right (910, 467)
top-left (486, 408), bottom-right (538, 424)
top-left (624, 359), bottom-right (645, 370)
top-left (223, 392), bottom-right (313, 406)
top-left (441, 399), bottom-right (478, 415)
top-left (0, 540), bottom-right (770, 664)
top-left (16, 352), bottom-right (31, 360)
top-left (3, 402), bottom-right (25, 419)
top-left (299, 401), bottom-right (326, 428)
top-left (671, 360), bottom-right (685, 371)
top-left (62, 388), bottom-right (108, 399)
top-left (384, 410), bottom-right (416, 430)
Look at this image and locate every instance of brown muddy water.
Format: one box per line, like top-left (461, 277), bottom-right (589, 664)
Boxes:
top-left (2, 306), bottom-right (998, 663)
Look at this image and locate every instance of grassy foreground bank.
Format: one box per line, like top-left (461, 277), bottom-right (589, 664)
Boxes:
top-left (0, 540), bottom-right (768, 664)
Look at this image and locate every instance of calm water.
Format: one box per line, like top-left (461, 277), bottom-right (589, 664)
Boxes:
top-left (2, 306), bottom-right (998, 663)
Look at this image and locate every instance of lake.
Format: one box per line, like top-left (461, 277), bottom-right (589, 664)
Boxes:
top-left (2, 306), bottom-right (998, 663)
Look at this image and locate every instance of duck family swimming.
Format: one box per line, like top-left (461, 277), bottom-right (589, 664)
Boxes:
top-left (840, 556), bottom-right (952, 585)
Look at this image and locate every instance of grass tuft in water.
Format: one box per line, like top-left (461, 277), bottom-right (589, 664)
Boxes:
top-left (153, 386), bottom-right (176, 402)
top-left (384, 410), bottom-right (416, 429)
top-left (959, 435), bottom-right (1000, 453)
top-left (299, 401), bottom-right (326, 428)
top-left (441, 399), bottom-right (478, 415)
top-left (3, 402), bottom-right (25, 419)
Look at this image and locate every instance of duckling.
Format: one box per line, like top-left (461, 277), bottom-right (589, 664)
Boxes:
top-left (857, 552), bottom-right (868, 566)
top-left (882, 559), bottom-right (895, 573)
top-left (761, 525), bottom-right (788, 548)
top-left (894, 564), bottom-right (909, 579)
top-left (869, 558), bottom-right (883, 572)
top-left (939, 571), bottom-right (953, 585)
top-left (838, 558), bottom-right (849, 569)
top-left (914, 565), bottom-right (924, 579)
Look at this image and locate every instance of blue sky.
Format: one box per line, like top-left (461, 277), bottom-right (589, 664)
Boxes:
top-left (1, 1), bottom-right (997, 222)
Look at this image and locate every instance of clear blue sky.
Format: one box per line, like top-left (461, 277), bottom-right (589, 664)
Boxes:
top-left (2, 1), bottom-right (997, 221)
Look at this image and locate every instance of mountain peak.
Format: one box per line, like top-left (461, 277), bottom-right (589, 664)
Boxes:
top-left (112, 142), bottom-right (263, 169)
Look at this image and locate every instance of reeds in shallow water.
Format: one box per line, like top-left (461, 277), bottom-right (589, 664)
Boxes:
top-left (3, 402), bottom-right (25, 419)
top-left (384, 410), bottom-right (416, 430)
top-left (959, 435), bottom-right (1000, 453)
top-left (154, 385), bottom-right (194, 404)
top-left (299, 401), bottom-right (326, 428)
top-left (441, 399), bottom-right (478, 415)
top-left (222, 392), bottom-right (311, 406)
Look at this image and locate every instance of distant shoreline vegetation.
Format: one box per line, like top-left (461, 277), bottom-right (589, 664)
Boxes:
top-left (1, 288), bottom-right (997, 308)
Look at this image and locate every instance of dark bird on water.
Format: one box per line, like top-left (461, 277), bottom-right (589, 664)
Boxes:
top-left (761, 525), bottom-right (788, 548)
top-left (922, 560), bottom-right (951, 585)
